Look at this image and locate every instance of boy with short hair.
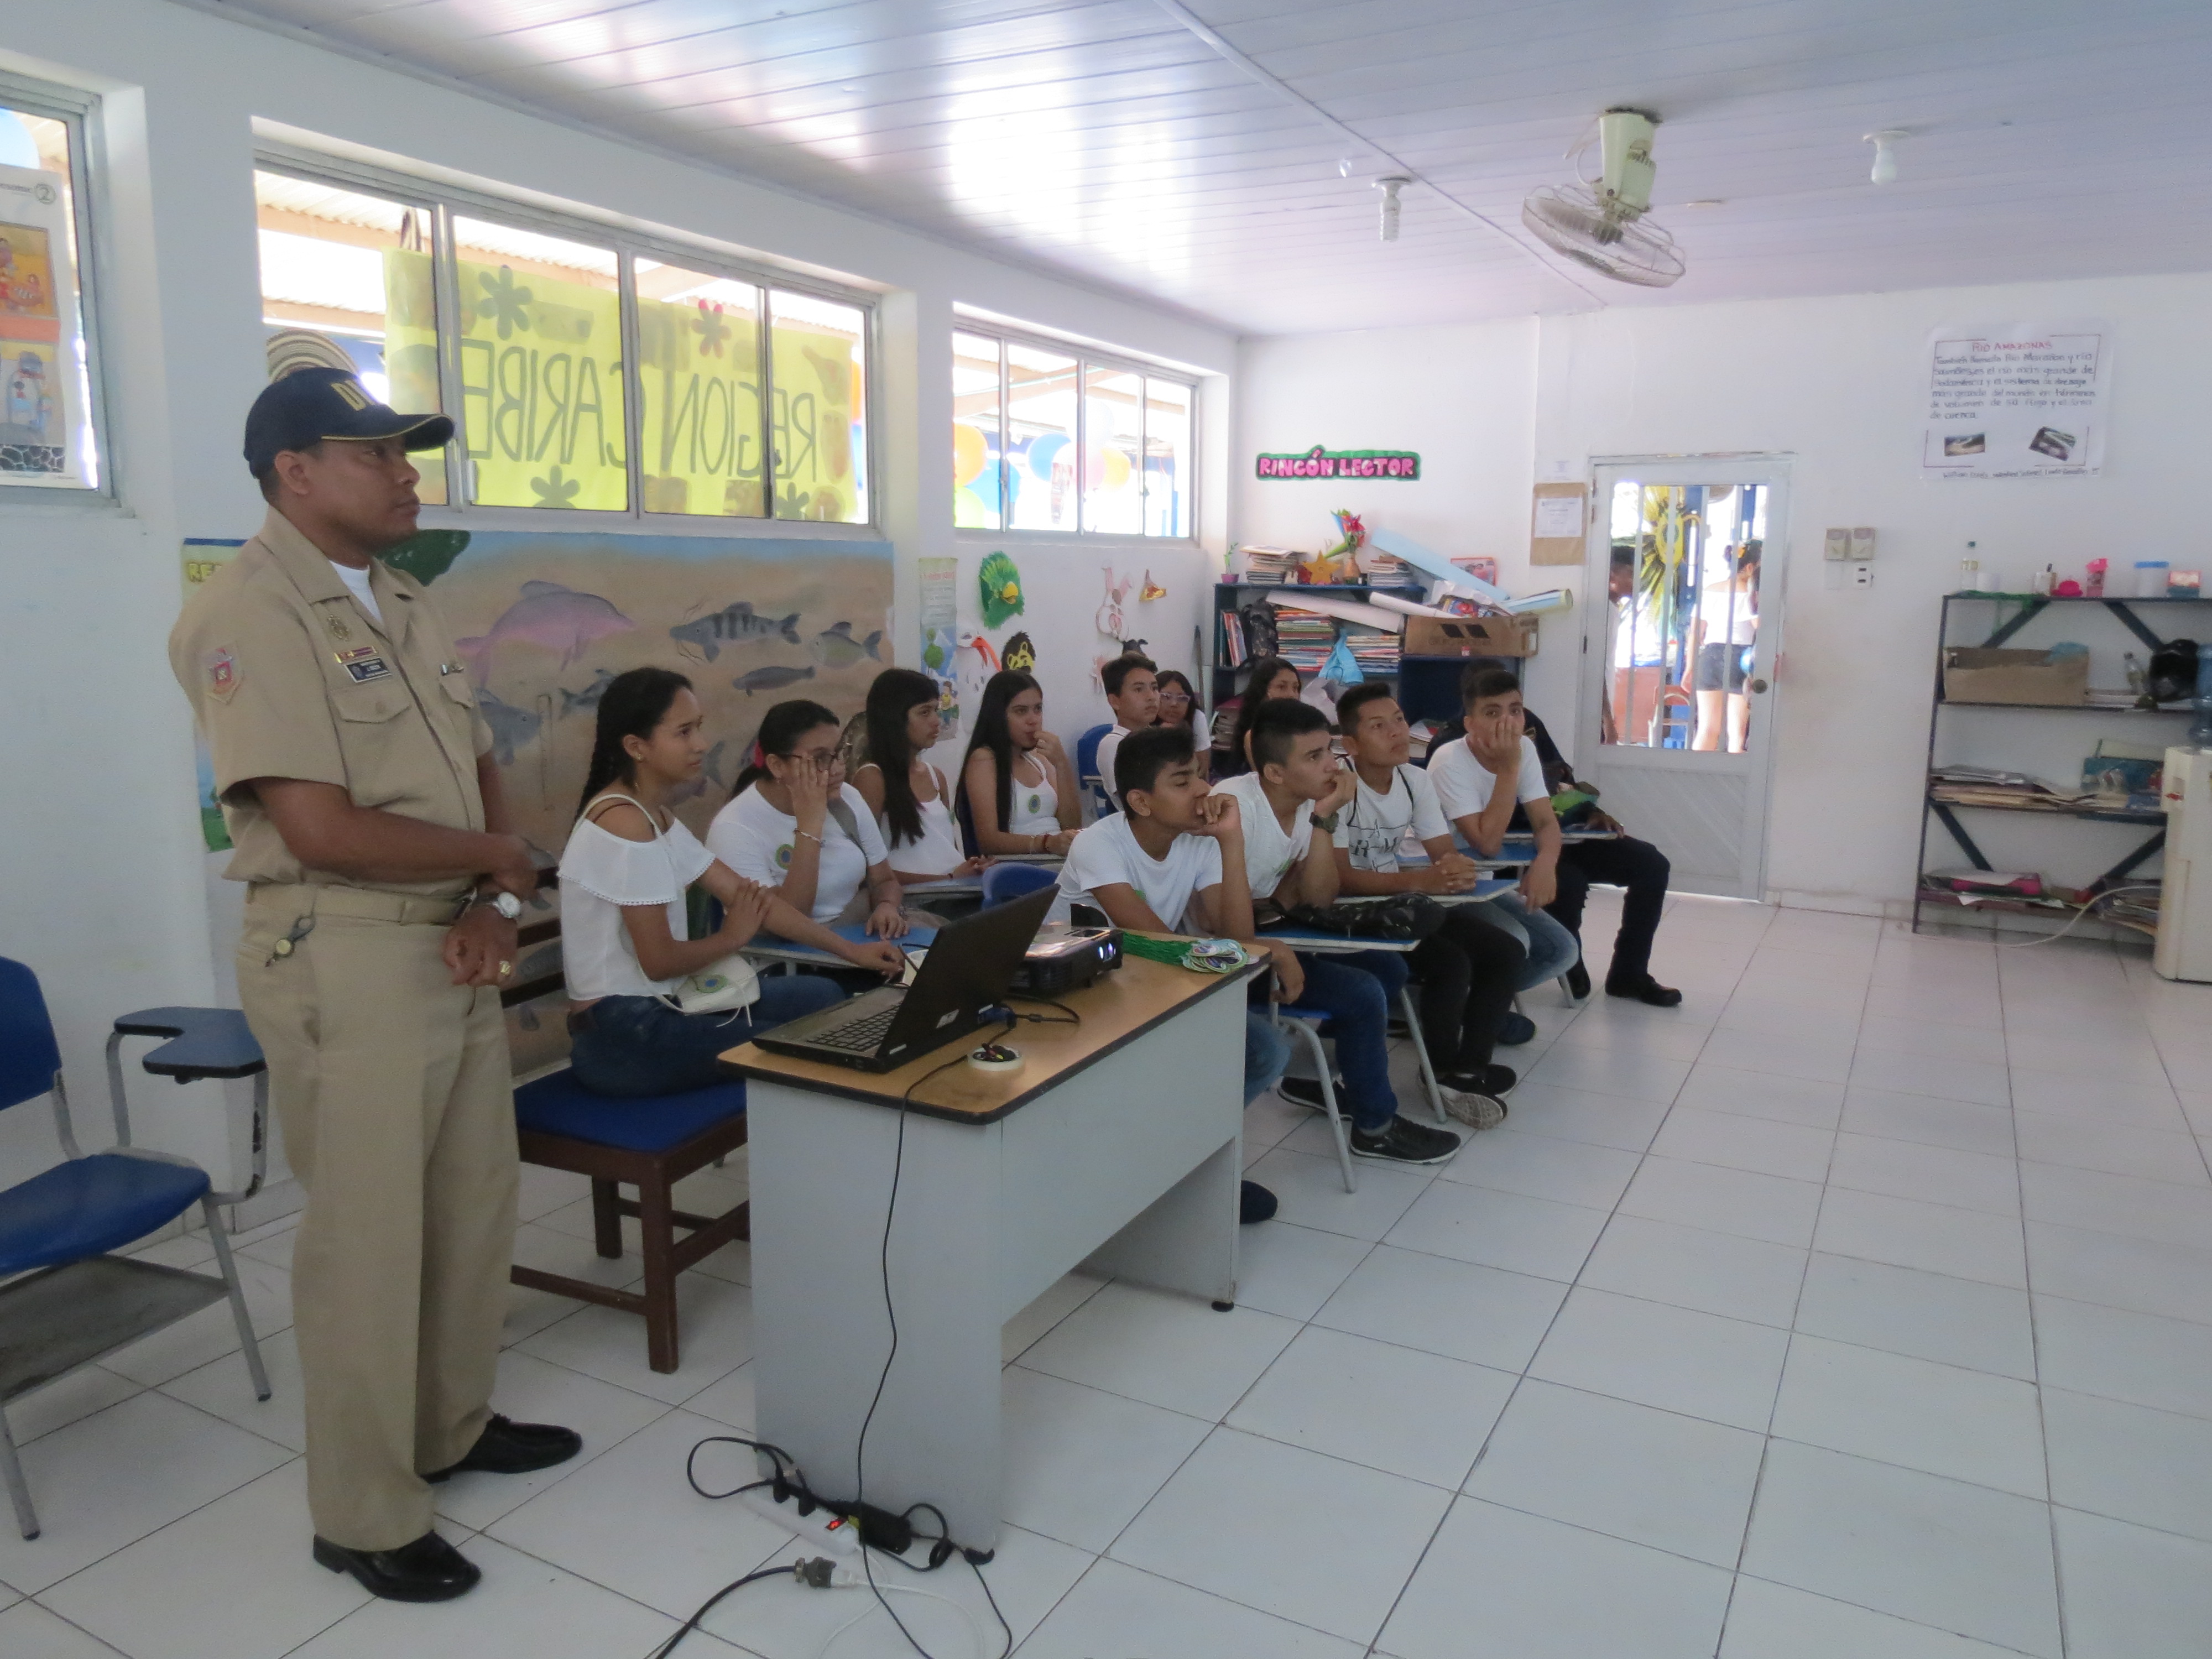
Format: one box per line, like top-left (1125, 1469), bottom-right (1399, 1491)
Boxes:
top-left (1331, 682), bottom-right (1526, 1114)
top-left (1092, 654), bottom-right (1160, 812)
top-left (1428, 669), bottom-right (1585, 1001)
top-left (1212, 699), bottom-right (1470, 1157)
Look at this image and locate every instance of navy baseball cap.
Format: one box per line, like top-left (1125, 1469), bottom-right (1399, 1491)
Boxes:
top-left (243, 366), bottom-right (455, 476)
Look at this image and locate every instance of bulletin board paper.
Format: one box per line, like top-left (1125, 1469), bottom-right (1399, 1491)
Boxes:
top-left (1530, 482), bottom-right (1587, 566)
top-left (0, 160), bottom-right (90, 488)
top-left (1923, 321), bottom-right (2111, 479)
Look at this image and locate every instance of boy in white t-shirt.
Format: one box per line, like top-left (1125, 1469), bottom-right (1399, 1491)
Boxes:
top-left (1090, 654), bottom-right (1160, 812)
top-left (1426, 667), bottom-right (1585, 1013)
top-left (1214, 700), bottom-right (1468, 1156)
top-left (1332, 682), bottom-right (1528, 1115)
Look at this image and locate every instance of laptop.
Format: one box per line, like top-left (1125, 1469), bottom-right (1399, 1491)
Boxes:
top-left (752, 886), bottom-right (1057, 1073)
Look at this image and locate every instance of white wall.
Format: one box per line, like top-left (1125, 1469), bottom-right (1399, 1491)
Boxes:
top-left (0, 0), bottom-right (1232, 1194)
top-left (1237, 272), bottom-right (2212, 916)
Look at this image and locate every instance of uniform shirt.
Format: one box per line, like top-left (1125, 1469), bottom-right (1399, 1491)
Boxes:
top-left (169, 509), bottom-right (491, 898)
top-left (1093, 723), bottom-right (1133, 810)
top-left (1333, 764), bottom-right (1451, 873)
top-left (708, 782), bottom-right (886, 925)
top-left (1429, 733), bottom-right (1547, 821)
top-left (1212, 771), bottom-right (1310, 902)
top-left (1051, 814), bottom-right (1222, 929)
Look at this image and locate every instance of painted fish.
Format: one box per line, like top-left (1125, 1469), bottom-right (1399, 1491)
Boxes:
top-left (556, 666), bottom-right (616, 718)
top-left (476, 688), bottom-right (542, 766)
top-left (810, 620), bottom-right (884, 670)
top-left (667, 739), bottom-right (728, 805)
top-left (733, 664), bottom-right (817, 697)
top-left (670, 602), bottom-right (802, 661)
top-left (456, 580), bottom-right (635, 680)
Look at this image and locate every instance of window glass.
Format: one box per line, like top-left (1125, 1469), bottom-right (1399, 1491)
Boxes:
top-left (1082, 365), bottom-right (1142, 534)
top-left (254, 170), bottom-right (445, 503)
top-left (1, 103), bottom-right (97, 489)
top-left (636, 260), bottom-right (764, 517)
top-left (768, 289), bottom-right (865, 523)
top-left (951, 329), bottom-right (1002, 530)
top-left (451, 215), bottom-right (625, 511)
top-left (1005, 340), bottom-right (1077, 531)
top-left (1142, 377), bottom-right (1189, 538)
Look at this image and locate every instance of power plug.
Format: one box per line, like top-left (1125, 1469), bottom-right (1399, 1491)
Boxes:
top-left (738, 1484), bottom-right (859, 1554)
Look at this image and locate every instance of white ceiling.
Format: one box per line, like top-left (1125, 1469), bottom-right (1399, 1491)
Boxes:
top-left (199, 0), bottom-right (2212, 335)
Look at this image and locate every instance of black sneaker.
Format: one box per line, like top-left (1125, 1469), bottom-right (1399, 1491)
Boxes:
top-left (1442, 1065), bottom-right (1516, 1097)
top-left (1279, 1077), bottom-right (1340, 1112)
top-left (1240, 1181), bottom-right (1278, 1224)
top-left (1349, 1117), bottom-right (1463, 1165)
top-left (1496, 1013), bottom-right (1538, 1046)
top-left (1605, 974), bottom-right (1683, 1008)
top-left (1565, 961), bottom-right (1592, 1000)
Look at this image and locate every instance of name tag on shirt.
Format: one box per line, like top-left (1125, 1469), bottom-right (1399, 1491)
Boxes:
top-left (343, 656), bottom-right (393, 683)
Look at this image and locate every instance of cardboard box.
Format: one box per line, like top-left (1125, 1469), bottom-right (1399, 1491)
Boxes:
top-left (1942, 648), bottom-right (2088, 706)
top-left (1403, 613), bottom-right (1538, 660)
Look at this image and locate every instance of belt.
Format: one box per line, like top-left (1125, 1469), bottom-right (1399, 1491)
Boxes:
top-left (247, 883), bottom-right (466, 927)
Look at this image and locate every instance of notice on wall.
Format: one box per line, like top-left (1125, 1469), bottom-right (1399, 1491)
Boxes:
top-left (1923, 321), bottom-right (2111, 479)
top-left (1530, 482), bottom-right (1588, 567)
top-left (917, 555), bottom-right (959, 728)
top-left (0, 160), bottom-right (91, 489)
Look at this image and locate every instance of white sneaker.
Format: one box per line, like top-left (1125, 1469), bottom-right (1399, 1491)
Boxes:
top-left (1438, 1086), bottom-right (1506, 1130)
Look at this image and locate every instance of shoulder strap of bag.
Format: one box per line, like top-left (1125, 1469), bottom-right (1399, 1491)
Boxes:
top-left (584, 792), bottom-right (662, 837)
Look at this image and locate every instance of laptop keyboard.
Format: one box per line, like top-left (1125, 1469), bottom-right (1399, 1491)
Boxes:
top-left (810, 1006), bottom-right (900, 1053)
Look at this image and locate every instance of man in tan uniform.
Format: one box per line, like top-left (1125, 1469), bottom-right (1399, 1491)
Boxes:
top-left (170, 367), bottom-right (580, 1602)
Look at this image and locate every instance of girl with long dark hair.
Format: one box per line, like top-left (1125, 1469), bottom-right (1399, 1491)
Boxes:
top-left (1220, 657), bottom-right (1302, 776)
top-left (851, 667), bottom-right (987, 884)
top-left (707, 698), bottom-right (910, 937)
top-left (558, 670), bottom-right (903, 1097)
top-left (959, 669), bottom-right (1079, 856)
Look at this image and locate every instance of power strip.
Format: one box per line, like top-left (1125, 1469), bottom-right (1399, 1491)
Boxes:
top-left (737, 1484), bottom-right (860, 1554)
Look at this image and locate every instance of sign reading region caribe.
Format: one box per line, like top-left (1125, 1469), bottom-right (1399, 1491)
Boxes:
top-left (1255, 445), bottom-right (1421, 481)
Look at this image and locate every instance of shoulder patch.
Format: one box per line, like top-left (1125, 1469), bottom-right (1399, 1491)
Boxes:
top-left (204, 647), bottom-right (241, 701)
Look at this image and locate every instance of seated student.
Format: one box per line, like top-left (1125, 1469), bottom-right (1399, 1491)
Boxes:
top-left (1427, 668), bottom-right (1585, 1010)
top-left (853, 667), bottom-right (989, 885)
top-left (1215, 700), bottom-right (1474, 1155)
top-left (708, 698), bottom-right (910, 938)
top-left (1432, 660), bottom-right (1681, 1006)
top-left (1331, 682), bottom-right (1528, 1114)
top-left (962, 669), bottom-right (1080, 857)
top-left (561, 669), bottom-right (905, 1097)
top-left (1092, 654), bottom-right (1160, 811)
top-left (1218, 656), bottom-right (1302, 778)
top-left (1052, 724), bottom-right (1296, 1218)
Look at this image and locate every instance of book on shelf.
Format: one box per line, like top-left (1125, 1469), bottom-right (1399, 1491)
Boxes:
top-left (1232, 545), bottom-right (1303, 585)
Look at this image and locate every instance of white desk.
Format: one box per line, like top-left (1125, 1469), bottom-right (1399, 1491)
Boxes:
top-left (723, 956), bottom-right (1262, 1554)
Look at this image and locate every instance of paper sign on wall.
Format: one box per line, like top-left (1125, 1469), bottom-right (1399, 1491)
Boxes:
top-left (0, 161), bottom-right (91, 488)
top-left (1530, 482), bottom-right (1587, 566)
top-left (1923, 321), bottom-right (2111, 479)
top-left (917, 555), bottom-right (959, 728)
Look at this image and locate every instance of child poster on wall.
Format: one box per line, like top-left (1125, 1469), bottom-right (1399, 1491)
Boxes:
top-left (1923, 321), bottom-right (2111, 479)
top-left (0, 160), bottom-right (90, 488)
top-left (917, 555), bottom-right (959, 731)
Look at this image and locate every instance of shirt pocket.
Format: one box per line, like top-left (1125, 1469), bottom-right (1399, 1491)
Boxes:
top-left (331, 680), bottom-right (417, 806)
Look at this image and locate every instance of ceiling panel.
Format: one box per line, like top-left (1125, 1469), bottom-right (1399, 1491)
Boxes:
top-left (191, 0), bottom-right (2212, 333)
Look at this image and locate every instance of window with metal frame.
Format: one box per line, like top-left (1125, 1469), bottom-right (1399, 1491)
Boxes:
top-left (0, 75), bottom-right (109, 496)
top-left (952, 322), bottom-right (1193, 539)
top-left (252, 150), bottom-right (874, 526)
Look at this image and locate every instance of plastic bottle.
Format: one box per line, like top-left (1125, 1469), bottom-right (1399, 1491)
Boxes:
top-left (2085, 558), bottom-right (2107, 598)
top-left (2032, 565), bottom-right (2057, 596)
top-left (2125, 651), bottom-right (2147, 697)
top-left (2136, 560), bottom-right (2170, 598)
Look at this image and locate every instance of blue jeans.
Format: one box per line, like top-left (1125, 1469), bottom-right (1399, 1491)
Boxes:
top-left (1487, 893), bottom-right (1582, 992)
top-left (1245, 1010), bottom-right (1291, 1105)
top-left (1270, 950), bottom-right (1406, 1135)
top-left (569, 975), bottom-right (847, 1097)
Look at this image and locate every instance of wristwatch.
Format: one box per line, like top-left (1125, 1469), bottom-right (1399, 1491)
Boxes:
top-left (1310, 808), bottom-right (1341, 834)
top-left (461, 889), bottom-right (524, 921)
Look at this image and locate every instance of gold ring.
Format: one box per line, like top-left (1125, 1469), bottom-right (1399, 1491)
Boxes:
top-left (497, 961), bottom-right (513, 977)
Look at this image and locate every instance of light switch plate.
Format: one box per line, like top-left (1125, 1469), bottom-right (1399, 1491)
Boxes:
top-left (1824, 528), bottom-right (1851, 561)
top-left (1851, 526), bottom-right (1877, 560)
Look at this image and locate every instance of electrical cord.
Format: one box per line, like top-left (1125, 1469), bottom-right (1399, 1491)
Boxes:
top-left (1951, 881), bottom-right (2164, 948)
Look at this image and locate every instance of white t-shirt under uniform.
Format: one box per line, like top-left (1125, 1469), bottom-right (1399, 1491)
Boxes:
top-left (707, 782), bottom-right (887, 925)
top-left (1051, 814), bottom-right (1222, 930)
top-left (1212, 771), bottom-right (1311, 904)
top-left (1333, 764), bottom-right (1452, 874)
top-left (558, 805), bottom-right (714, 1000)
top-left (1428, 734), bottom-right (1548, 822)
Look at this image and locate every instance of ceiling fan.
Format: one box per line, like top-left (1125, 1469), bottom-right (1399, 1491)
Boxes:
top-left (1522, 108), bottom-right (1686, 289)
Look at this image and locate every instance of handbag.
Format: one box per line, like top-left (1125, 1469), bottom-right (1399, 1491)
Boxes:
top-left (1275, 894), bottom-right (1447, 942)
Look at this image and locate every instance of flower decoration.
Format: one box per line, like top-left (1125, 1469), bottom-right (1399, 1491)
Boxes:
top-left (692, 300), bottom-right (731, 358)
top-left (529, 465), bottom-right (581, 509)
top-left (476, 267), bottom-right (533, 340)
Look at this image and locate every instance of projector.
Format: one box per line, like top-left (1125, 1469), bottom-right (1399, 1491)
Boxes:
top-left (1011, 924), bottom-right (1123, 997)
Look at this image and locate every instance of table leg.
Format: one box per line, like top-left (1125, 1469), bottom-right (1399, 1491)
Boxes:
top-left (1082, 1136), bottom-right (1240, 1306)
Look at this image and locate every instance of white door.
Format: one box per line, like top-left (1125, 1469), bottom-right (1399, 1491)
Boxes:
top-left (1577, 460), bottom-right (1790, 899)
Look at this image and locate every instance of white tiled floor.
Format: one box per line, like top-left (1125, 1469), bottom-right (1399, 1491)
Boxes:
top-left (10, 893), bottom-right (2212, 1656)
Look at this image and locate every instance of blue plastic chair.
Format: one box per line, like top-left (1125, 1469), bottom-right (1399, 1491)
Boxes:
top-left (1074, 723), bottom-right (1115, 820)
top-left (982, 862), bottom-right (1058, 909)
top-left (0, 959), bottom-right (272, 1539)
top-left (509, 1070), bottom-right (753, 1374)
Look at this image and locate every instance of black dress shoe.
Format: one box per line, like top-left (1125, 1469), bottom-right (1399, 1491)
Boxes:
top-left (426, 1415), bottom-right (583, 1482)
top-left (1240, 1180), bottom-right (1278, 1224)
top-left (1606, 974), bottom-right (1683, 1008)
top-left (314, 1531), bottom-right (481, 1602)
top-left (1565, 961), bottom-right (1592, 1000)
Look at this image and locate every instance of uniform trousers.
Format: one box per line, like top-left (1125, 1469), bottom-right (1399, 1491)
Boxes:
top-left (239, 886), bottom-right (518, 1551)
top-left (1547, 836), bottom-right (1672, 985)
